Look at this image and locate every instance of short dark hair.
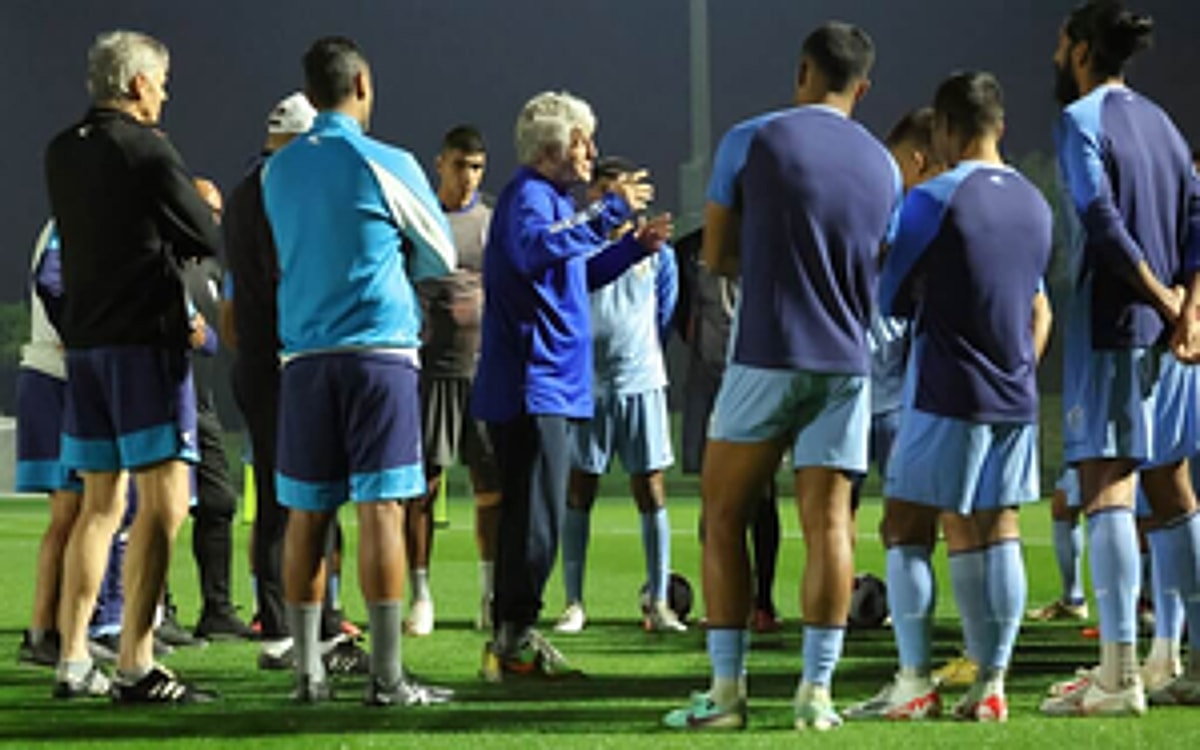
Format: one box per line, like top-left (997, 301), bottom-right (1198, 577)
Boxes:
top-left (441, 125), bottom-right (486, 154)
top-left (800, 22), bottom-right (875, 93)
top-left (302, 36), bottom-right (368, 109)
top-left (1064, 1), bottom-right (1153, 78)
top-left (886, 107), bottom-right (935, 152)
top-left (933, 71), bottom-right (1004, 142)
top-left (592, 156), bottom-right (638, 184)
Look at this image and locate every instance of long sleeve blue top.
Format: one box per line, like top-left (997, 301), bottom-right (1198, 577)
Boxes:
top-left (472, 167), bottom-right (643, 422)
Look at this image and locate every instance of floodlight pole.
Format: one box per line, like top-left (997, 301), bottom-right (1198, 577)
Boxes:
top-left (678, 0), bottom-right (711, 236)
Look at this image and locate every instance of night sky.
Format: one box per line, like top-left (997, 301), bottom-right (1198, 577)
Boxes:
top-left (3, 0), bottom-right (1197, 303)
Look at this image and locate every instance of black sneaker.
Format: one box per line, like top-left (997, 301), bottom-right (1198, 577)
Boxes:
top-left (152, 636), bottom-right (174, 658)
top-left (194, 607), bottom-right (255, 641)
top-left (19, 630), bottom-right (60, 667)
top-left (53, 663), bottom-right (112, 699)
top-left (111, 665), bottom-right (218, 704)
top-left (364, 675), bottom-right (453, 707)
top-left (94, 633), bottom-right (173, 661)
top-left (292, 674), bottom-right (333, 704)
top-left (323, 637), bottom-right (370, 675)
top-left (156, 614), bottom-right (207, 649)
top-left (88, 634), bottom-right (120, 664)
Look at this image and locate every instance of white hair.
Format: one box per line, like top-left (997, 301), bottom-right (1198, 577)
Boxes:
top-left (514, 91), bottom-right (596, 165)
top-left (86, 30), bottom-right (169, 103)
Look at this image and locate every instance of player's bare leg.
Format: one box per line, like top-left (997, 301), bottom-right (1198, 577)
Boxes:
top-left (30, 491), bottom-right (82, 643)
top-left (473, 479), bottom-right (501, 630)
top-left (1029, 485), bottom-right (1087, 621)
top-left (700, 440), bottom-right (783, 713)
top-left (57, 471), bottom-right (128, 681)
top-left (557, 471), bottom-right (599, 633)
top-left (633, 470), bottom-right (683, 631)
top-left (1141, 460), bottom-right (1200, 704)
top-left (942, 509), bottom-right (1023, 722)
top-left (845, 499), bottom-right (941, 720)
top-left (119, 460), bottom-right (190, 674)
top-left (403, 473), bottom-right (437, 635)
top-left (1042, 458), bottom-right (1144, 716)
top-left (283, 508), bottom-right (333, 698)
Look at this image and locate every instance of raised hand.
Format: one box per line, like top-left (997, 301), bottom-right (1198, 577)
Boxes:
top-left (634, 213), bottom-right (674, 252)
top-left (607, 169), bottom-right (655, 213)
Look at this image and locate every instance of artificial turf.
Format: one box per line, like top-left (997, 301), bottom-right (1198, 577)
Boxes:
top-left (2, 472), bottom-right (1200, 748)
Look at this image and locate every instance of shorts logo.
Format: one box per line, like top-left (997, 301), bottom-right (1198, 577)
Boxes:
top-left (1065, 404), bottom-right (1084, 435)
top-left (181, 430), bottom-right (194, 447)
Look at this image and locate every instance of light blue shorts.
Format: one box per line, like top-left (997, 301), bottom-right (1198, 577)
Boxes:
top-left (1058, 466), bottom-right (1152, 516)
top-left (885, 408), bottom-right (1039, 514)
top-left (1145, 352), bottom-right (1199, 469)
top-left (1063, 349), bottom-right (1196, 517)
top-left (708, 364), bottom-right (869, 474)
top-left (1062, 346), bottom-right (1156, 465)
top-left (1056, 468), bottom-right (1081, 508)
top-left (1061, 283), bottom-right (1158, 465)
top-left (571, 388), bottom-right (674, 475)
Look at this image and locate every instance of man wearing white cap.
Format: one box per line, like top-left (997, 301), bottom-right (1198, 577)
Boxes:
top-left (222, 92), bottom-right (368, 674)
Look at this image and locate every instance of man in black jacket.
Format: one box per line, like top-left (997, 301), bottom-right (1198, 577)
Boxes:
top-left (179, 178), bottom-right (254, 641)
top-left (45, 29), bottom-right (220, 704)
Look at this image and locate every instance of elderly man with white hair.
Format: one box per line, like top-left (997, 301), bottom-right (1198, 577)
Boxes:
top-left (474, 90), bottom-right (672, 680)
top-left (44, 29), bottom-right (220, 703)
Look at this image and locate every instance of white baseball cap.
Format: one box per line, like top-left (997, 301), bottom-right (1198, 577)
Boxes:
top-left (266, 92), bottom-right (317, 135)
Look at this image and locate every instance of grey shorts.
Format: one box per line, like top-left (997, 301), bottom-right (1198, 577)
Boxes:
top-left (420, 375), bottom-right (500, 492)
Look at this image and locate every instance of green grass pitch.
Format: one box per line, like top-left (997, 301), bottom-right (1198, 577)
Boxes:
top-left (2, 466), bottom-right (1200, 748)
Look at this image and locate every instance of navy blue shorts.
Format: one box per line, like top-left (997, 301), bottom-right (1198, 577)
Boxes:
top-left (61, 347), bottom-right (198, 472)
top-left (276, 352), bottom-right (424, 511)
top-left (15, 368), bottom-right (81, 492)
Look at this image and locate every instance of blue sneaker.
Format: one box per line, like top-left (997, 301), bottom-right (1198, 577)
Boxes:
top-left (663, 691), bottom-right (746, 730)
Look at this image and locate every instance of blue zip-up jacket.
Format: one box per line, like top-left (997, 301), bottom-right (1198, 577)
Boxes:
top-left (262, 112), bottom-right (455, 357)
top-left (472, 167), bottom-right (643, 422)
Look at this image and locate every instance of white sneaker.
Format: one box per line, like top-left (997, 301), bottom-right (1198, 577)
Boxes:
top-left (1040, 673), bottom-right (1146, 716)
top-left (1141, 658), bottom-right (1182, 693)
top-left (645, 601), bottom-right (687, 633)
top-left (1046, 666), bottom-right (1095, 697)
top-left (404, 599), bottom-right (434, 637)
top-left (1148, 674), bottom-right (1200, 706)
top-left (951, 680), bottom-right (1008, 722)
top-left (1027, 599), bottom-right (1089, 621)
top-left (843, 674), bottom-right (941, 721)
top-left (794, 683), bottom-right (843, 731)
top-left (554, 603), bottom-right (587, 634)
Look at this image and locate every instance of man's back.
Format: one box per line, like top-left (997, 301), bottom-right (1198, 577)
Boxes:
top-left (1058, 85), bottom-right (1195, 349)
top-left (223, 158), bottom-right (281, 365)
top-left (45, 108), bottom-right (218, 349)
top-left (733, 106), bottom-right (899, 374)
top-left (884, 162), bottom-right (1052, 422)
top-left (263, 111), bottom-right (454, 356)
